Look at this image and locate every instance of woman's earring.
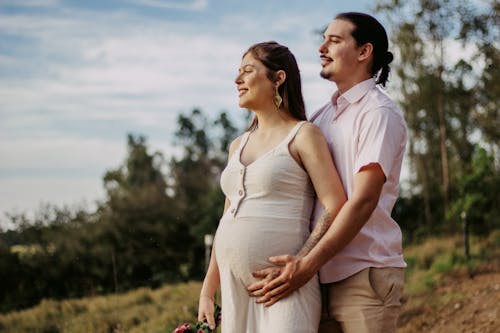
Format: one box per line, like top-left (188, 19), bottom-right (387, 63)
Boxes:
top-left (274, 86), bottom-right (282, 109)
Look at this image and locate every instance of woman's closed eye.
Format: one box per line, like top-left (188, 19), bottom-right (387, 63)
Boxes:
top-left (239, 65), bottom-right (255, 74)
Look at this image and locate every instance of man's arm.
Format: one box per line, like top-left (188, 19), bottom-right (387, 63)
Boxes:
top-left (247, 207), bottom-right (336, 302)
top-left (250, 164), bottom-right (385, 306)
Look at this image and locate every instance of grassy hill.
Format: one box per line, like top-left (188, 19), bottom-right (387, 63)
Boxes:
top-left (1, 231), bottom-right (499, 333)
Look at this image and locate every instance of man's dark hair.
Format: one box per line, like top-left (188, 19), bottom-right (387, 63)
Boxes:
top-left (336, 12), bottom-right (393, 87)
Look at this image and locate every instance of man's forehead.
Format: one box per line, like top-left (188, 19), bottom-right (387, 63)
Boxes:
top-left (325, 19), bottom-right (354, 36)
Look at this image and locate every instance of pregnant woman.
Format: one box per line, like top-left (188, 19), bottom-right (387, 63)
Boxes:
top-left (197, 41), bottom-right (346, 332)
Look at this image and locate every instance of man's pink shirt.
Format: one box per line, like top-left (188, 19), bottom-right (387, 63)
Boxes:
top-left (310, 78), bottom-right (407, 283)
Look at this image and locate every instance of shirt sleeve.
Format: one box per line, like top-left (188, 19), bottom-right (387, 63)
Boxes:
top-left (355, 107), bottom-right (407, 178)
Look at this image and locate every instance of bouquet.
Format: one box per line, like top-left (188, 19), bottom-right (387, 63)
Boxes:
top-left (173, 304), bottom-right (221, 333)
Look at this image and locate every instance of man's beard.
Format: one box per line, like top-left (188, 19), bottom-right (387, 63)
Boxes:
top-left (320, 69), bottom-right (332, 79)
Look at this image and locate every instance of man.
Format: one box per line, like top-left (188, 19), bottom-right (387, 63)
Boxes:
top-left (248, 12), bottom-right (407, 333)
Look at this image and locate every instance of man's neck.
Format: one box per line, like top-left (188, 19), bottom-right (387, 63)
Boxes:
top-left (335, 74), bottom-right (372, 94)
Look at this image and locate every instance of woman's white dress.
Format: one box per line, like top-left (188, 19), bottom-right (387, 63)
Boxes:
top-left (214, 121), bottom-right (321, 332)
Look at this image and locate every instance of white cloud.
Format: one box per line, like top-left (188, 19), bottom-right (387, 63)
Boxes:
top-left (0, 11), bottom-right (245, 116)
top-left (0, 0), bottom-right (60, 7)
top-left (0, 137), bottom-right (125, 170)
top-left (0, 13), bottom-right (78, 37)
top-left (125, 0), bottom-right (208, 10)
top-left (0, 1), bottom-right (372, 218)
top-left (0, 177), bottom-right (105, 227)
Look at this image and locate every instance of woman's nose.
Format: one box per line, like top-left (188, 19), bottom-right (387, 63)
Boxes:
top-left (234, 73), bottom-right (243, 84)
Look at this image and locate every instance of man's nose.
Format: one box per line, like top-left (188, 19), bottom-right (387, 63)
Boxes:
top-left (318, 41), bottom-right (327, 54)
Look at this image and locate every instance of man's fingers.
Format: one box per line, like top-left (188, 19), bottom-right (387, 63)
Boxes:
top-left (251, 270), bottom-right (268, 279)
top-left (262, 275), bottom-right (288, 293)
top-left (269, 254), bottom-right (293, 264)
top-left (249, 287), bottom-right (266, 297)
top-left (266, 281), bottom-right (290, 298)
top-left (252, 267), bottom-right (275, 279)
top-left (248, 267), bottom-right (282, 293)
top-left (264, 291), bottom-right (290, 307)
top-left (257, 279), bottom-right (290, 303)
top-left (262, 285), bottom-right (293, 307)
top-left (247, 279), bottom-right (267, 292)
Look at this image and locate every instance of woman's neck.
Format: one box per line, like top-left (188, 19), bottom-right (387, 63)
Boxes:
top-left (252, 108), bottom-right (295, 132)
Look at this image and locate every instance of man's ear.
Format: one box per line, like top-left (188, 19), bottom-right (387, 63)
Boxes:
top-left (358, 43), bottom-right (373, 62)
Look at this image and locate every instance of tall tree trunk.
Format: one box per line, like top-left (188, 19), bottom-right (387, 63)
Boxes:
top-left (417, 152), bottom-right (432, 225)
top-left (437, 40), bottom-right (449, 214)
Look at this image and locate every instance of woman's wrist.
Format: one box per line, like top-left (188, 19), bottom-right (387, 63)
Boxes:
top-left (199, 294), bottom-right (215, 302)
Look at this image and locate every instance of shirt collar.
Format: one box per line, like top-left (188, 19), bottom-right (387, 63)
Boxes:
top-left (343, 78), bottom-right (376, 103)
top-left (331, 78), bottom-right (376, 118)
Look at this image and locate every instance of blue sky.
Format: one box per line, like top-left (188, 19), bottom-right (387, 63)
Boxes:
top-left (0, 0), bottom-right (376, 226)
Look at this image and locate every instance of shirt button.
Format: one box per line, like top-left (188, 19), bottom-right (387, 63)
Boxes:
top-left (240, 169), bottom-right (244, 175)
top-left (230, 208), bottom-right (235, 214)
top-left (238, 190), bottom-right (244, 196)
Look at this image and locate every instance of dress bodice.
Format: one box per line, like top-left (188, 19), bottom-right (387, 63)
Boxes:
top-left (220, 121), bottom-right (314, 222)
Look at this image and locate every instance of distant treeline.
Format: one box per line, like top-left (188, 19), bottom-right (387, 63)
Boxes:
top-left (1, 0), bottom-right (499, 313)
top-left (0, 109), bottom-right (238, 312)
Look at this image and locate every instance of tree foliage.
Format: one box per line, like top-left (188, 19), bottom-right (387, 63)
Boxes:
top-left (0, 109), bottom-right (241, 312)
top-left (448, 146), bottom-right (500, 235)
top-left (169, 109), bottom-right (237, 278)
top-left (1, 0), bottom-right (498, 313)
top-left (376, 0), bottom-right (499, 239)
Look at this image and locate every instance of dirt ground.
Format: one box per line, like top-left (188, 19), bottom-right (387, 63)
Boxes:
top-left (398, 271), bottom-right (500, 333)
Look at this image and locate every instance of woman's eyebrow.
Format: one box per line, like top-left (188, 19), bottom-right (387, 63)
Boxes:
top-left (239, 64), bottom-right (256, 71)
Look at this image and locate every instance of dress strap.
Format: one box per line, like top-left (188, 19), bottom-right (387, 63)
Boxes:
top-left (282, 121), bottom-right (307, 146)
top-left (236, 131), bottom-right (252, 152)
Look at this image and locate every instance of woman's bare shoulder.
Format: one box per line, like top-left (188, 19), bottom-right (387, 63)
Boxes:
top-left (295, 121), bottom-right (325, 144)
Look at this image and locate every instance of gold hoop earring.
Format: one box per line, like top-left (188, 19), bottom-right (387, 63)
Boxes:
top-left (274, 86), bottom-right (282, 109)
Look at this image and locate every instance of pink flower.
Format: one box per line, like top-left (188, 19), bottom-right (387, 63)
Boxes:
top-left (173, 323), bottom-right (191, 333)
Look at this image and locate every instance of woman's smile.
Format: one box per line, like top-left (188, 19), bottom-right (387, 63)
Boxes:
top-left (237, 87), bottom-right (248, 97)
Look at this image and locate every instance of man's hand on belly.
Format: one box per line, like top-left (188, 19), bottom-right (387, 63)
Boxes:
top-left (247, 254), bottom-right (315, 306)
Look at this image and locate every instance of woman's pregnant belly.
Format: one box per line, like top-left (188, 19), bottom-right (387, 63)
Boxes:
top-left (214, 216), bottom-right (308, 286)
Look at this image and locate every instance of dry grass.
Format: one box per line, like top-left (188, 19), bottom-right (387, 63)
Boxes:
top-left (0, 282), bottom-right (204, 333)
top-left (403, 231), bottom-right (499, 294)
top-left (1, 231), bottom-right (498, 332)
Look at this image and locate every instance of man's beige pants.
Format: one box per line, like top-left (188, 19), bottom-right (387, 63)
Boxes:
top-left (318, 267), bottom-right (404, 333)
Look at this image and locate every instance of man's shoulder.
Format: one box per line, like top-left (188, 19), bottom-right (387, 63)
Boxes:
top-left (362, 86), bottom-right (404, 118)
top-left (364, 86), bottom-right (396, 106)
top-left (308, 100), bottom-right (333, 123)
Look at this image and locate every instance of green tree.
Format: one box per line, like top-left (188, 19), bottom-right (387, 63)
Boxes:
top-left (0, 240), bottom-right (23, 312)
top-left (458, 0), bottom-right (500, 156)
top-left (376, 0), bottom-right (499, 236)
top-left (169, 109), bottom-right (239, 278)
top-left (101, 134), bottom-right (192, 287)
top-left (0, 205), bottom-right (97, 311)
top-left (449, 146), bottom-right (500, 235)
top-left (0, 110), bottom-right (241, 312)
